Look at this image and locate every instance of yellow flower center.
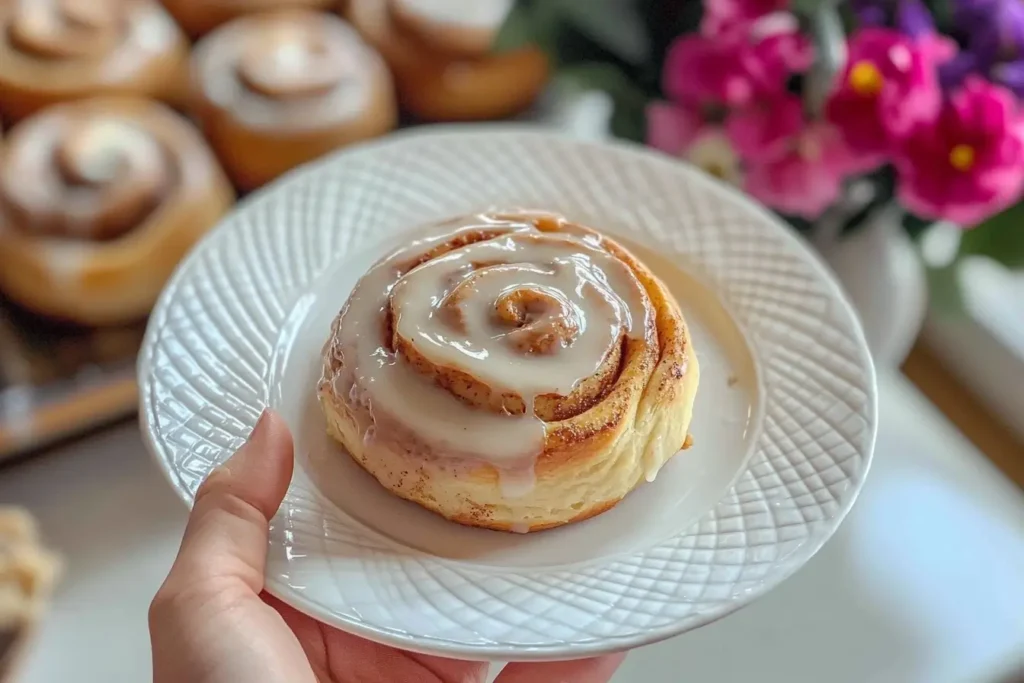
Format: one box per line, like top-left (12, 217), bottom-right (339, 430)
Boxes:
top-left (849, 61), bottom-right (884, 96)
top-left (949, 144), bottom-right (975, 171)
top-left (704, 162), bottom-right (728, 180)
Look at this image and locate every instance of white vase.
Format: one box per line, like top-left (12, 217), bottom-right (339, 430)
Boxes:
top-left (820, 206), bottom-right (928, 369)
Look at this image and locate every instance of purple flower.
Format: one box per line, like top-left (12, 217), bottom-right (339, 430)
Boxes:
top-left (851, 0), bottom-right (936, 36)
top-left (943, 0), bottom-right (1024, 97)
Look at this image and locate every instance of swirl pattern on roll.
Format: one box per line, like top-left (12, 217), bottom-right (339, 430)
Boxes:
top-left (0, 0), bottom-right (189, 119)
top-left (193, 11), bottom-right (386, 132)
top-left (321, 212), bottom-right (695, 510)
top-left (0, 97), bottom-right (234, 325)
top-left (0, 109), bottom-right (174, 241)
top-left (7, 0), bottom-right (124, 59)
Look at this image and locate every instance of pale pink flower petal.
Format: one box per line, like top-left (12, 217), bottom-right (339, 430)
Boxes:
top-left (646, 102), bottom-right (704, 156)
top-left (744, 124), bottom-right (848, 219)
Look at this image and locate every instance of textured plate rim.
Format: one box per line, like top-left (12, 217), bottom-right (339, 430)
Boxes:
top-left (139, 124), bottom-right (878, 661)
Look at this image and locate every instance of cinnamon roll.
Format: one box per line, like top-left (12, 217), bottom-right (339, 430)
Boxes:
top-left (191, 10), bottom-right (397, 191)
top-left (159, 0), bottom-right (335, 38)
top-left (346, 0), bottom-right (549, 122)
top-left (387, 0), bottom-right (512, 58)
top-left (0, 97), bottom-right (235, 326)
top-left (318, 212), bottom-right (700, 533)
top-left (0, 508), bottom-right (60, 680)
top-left (0, 0), bottom-right (191, 122)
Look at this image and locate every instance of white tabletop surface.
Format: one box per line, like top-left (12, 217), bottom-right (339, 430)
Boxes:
top-left (3, 371), bottom-right (1023, 683)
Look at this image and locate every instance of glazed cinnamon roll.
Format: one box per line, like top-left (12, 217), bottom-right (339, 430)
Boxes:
top-left (0, 97), bottom-right (235, 326)
top-left (0, 0), bottom-right (191, 122)
top-left (346, 0), bottom-right (548, 122)
top-left (387, 0), bottom-right (512, 57)
top-left (159, 0), bottom-right (335, 38)
top-left (191, 10), bottom-right (397, 191)
top-left (319, 212), bottom-right (700, 533)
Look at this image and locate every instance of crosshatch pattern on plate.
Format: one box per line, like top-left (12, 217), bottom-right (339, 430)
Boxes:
top-left (140, 129), bottom-right (876, 653)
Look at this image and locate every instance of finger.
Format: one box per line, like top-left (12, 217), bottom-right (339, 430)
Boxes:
top-left (165, 410), bottom-right (294, 593)
top-left (264, 593), bottom-right (490, 683)
top-left (496, 654), bottom-right (626, 683)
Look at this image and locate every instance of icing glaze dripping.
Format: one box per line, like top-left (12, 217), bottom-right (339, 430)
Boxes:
top-left (324, 212), bottom-right (654, 496)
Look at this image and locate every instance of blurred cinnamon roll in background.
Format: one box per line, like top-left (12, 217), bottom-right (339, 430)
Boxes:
top-left (0, 508), bottom-right (60, 681)
top-left (388, 0), bottom-right (512, 57)
top-left (191, 10), bottom-right (397, 191)
top-left (0, 97), bottom-right (234, 326)
top-left (319, 211), bottom-right (699, 533)
top-left (159, 0), bottom-right (335, 38)
top-left (345, 0), bottom-right (549, 121)
top-left (0, 0), bottom-right (190, 122)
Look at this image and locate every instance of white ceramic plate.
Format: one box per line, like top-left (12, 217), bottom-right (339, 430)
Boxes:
top-left (140, 127), bottom-right (877, 661)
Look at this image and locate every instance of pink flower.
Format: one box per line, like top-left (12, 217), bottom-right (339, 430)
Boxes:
top-left (647, 101), bottom-right (703, 156)
top-left (749, 12), bottom-right (815, 74)
top-left (744, 123), bottom-right (849, 219)
top-left (702, 0), bottom-right (790, 36)
top-left (725, 93), bottom-right (805, 160)
top-left (663, 14), bottom-right (812, 108)
top-left (664, 34), bottom-right (760, 107)
top-left (647, 102), bottom-right (745, 185)
top-left (895, 77), bottom-right (1024, 226)
top-left (825, 28), bottom-right (943, 173)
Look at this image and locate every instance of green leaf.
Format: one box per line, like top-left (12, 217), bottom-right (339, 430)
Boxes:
top-left (958, 202), bottom-right (1024, 269)
top-left (643, 0), bottom-right (704, 77)
top-left (554, 0), bottom-right (651, 65)
top-left (493, 0), bottom-right (561, 53)
top-left (902, 212), bottom-right (934, 241)
top-left (927, 0), bottom-right (956, 31)
top-left (791, 0), bottom-right (832, 17)
top-left (839, 166), bottom-right (897, 236)
top-left (554, 63), bottom-right (650, 142)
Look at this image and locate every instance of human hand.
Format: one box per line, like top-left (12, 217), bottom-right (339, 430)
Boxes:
top-left (149, 411), bottom-right (625, 683)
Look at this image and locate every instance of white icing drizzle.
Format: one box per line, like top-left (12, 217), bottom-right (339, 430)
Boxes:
top-left (396, 0), bottom-right (513, 29)
top-left (325, 213), bottom-right (653, 495)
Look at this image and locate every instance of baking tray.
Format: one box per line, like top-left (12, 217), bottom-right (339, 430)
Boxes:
top-left (0, 297), bottom-right (141, 462)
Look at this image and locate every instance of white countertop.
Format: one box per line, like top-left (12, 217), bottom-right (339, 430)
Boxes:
top-left (3, 371), bottom-right (1023, 683)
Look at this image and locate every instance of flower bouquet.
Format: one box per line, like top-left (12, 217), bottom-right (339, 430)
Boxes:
top-left (501, 0), bottom-right (1024, 306)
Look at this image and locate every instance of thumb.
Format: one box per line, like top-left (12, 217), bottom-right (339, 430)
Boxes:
top-left (164, 409), bottom-right (294, 594)
top-left (496, 654), bottom-right (626, 683)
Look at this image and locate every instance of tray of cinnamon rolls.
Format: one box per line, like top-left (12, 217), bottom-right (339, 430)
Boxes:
top-left (0, 0), bottom-right (549, 460)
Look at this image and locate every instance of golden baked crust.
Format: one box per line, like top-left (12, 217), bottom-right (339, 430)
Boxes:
top-left (0, 0), bottom-right (191, 122)
top-left (346, 0), bottom-right (549, 122)
top-left (318, 212), bottom-right (700, 533)
top-left (0, 96), bottom-right (235, 326)
top-left (191, 10), bottom-right (397, 191)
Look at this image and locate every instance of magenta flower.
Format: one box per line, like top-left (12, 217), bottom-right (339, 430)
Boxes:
top-left (825, 28), bottom-right (943, 172)
top-left (663, 14), bottom-right (812, 108)
top-left (702, 0), bottom-right (791, 36)
top-left (895, 77), bottom-right (1024, 226)
top-left (744, 123), bottom-right (850, 219)
top-left (725, 93), bottom-right (805, 160)
top-left (663, 34), bottom-right (761, 107)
